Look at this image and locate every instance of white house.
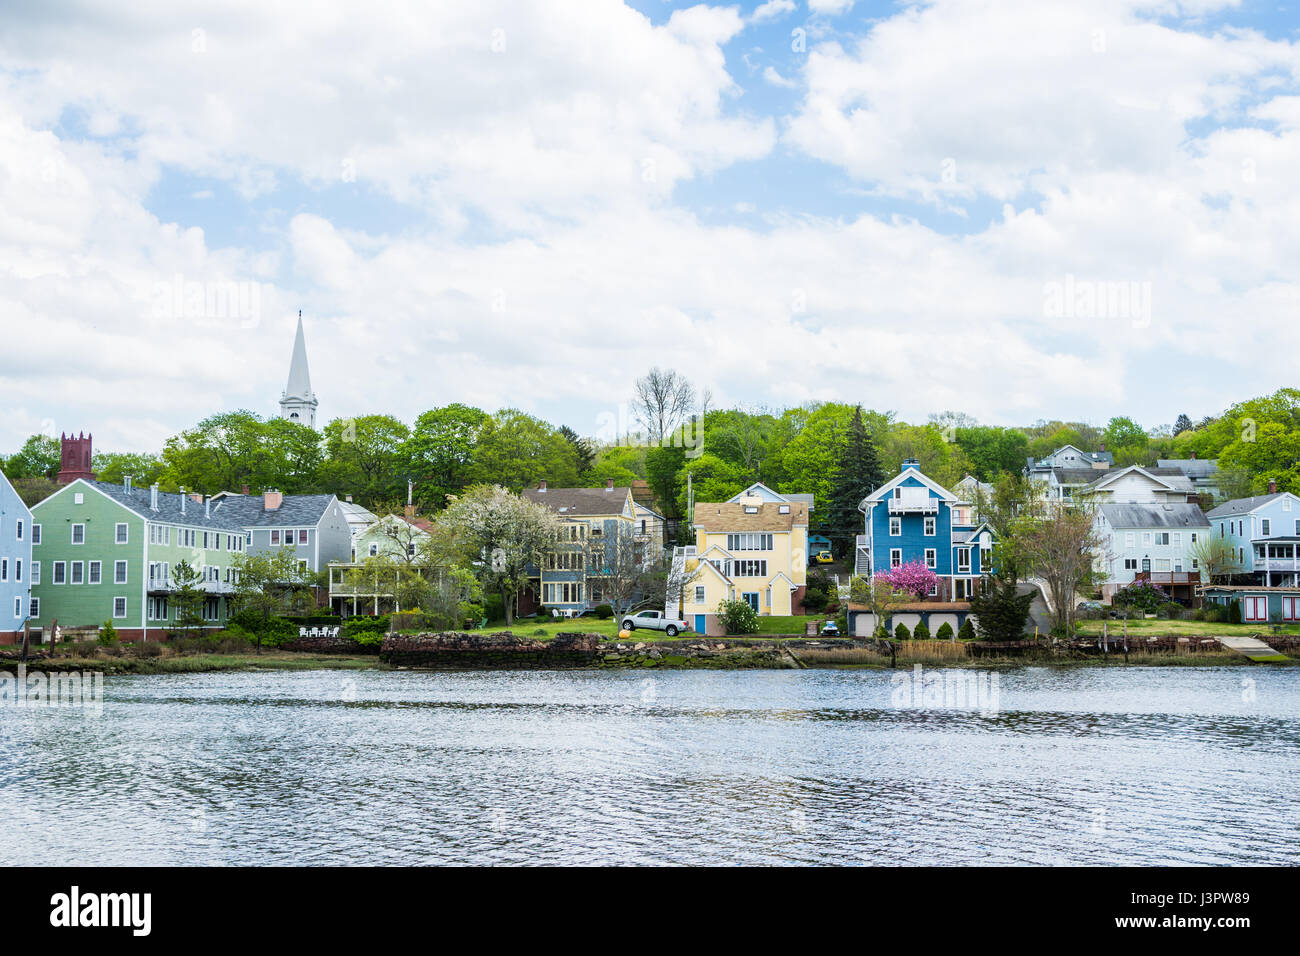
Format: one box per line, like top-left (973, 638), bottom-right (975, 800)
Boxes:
top-left (1095, 502), bottom-right (1210, 601)
top-left (1083, 464), bottom-right (1196, 504)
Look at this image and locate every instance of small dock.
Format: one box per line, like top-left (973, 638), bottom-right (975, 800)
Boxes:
top-left (1217, 635), bottom-right (1290, 663)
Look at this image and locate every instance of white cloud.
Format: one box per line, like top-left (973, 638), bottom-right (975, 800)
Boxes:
top-left (807, 0), bottom-right (854, 15)
top-left (751, 0), bottom-right (798, 23)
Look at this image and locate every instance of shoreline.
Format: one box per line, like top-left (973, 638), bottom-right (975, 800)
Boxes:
top-left (3, 634), bottom-right (1290, 675)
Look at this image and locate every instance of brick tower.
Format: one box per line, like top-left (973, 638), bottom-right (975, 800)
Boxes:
top-left (57, 432), bottom-right (96, 484)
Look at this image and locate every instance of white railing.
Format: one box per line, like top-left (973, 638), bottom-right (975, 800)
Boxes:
top-left (887, 497), bottom-right (938, 514)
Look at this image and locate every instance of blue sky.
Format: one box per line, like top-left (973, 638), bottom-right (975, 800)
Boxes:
top-left (1, 0), bottom-right (1299, 452)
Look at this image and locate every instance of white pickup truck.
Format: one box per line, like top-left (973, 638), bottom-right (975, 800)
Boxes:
top-left (619, 609), bottom-right (689, 637)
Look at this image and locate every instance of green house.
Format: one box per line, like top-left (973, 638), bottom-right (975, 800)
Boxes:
top-left (30, 479), bottom-right (251, 642)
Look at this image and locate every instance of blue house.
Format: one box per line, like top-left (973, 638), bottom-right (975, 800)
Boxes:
top-left (855, 459), bottom-right (995, 600)
top-left (1206, 485), bottom-right (1300, 587)
top-left (0, 469), bottom-right (34, 645)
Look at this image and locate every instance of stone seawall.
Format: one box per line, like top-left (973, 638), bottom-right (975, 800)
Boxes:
top-left (282, 634), bottom-right (381, 655)
top-left (381, 631), bottom-right (604, 669)
top-left (378, 631), bottom-right (840, 669)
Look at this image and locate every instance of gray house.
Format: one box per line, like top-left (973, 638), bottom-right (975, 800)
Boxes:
top-left (213, 490), bottom-right (352, 575)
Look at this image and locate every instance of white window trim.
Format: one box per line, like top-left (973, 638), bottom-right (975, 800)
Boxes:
top-left (116, 522), bottom-right (129, 544)
top-left (113, 597), bottom-right (128, 619)
top-left (71, 523), bottom-right (86, 545)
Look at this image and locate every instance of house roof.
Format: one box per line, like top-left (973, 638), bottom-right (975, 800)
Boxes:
top-left (693, 500), bottom-right (808, 532)
top-left (212, 492), bottom-right (339, 527)
top-left (847, 601), bottom-right (972, 612)
top-left (1098, 502), bottom-right (1209, 529)
top-left (521, 486), bottom-right (633, 517)
top-left (1157, 458), bottom-right (1219, 477)
top-left (77, 480), bottom-right (248, 531)
top-left (1199, 584), bottom-right (1300, 593)
top-left (1085, 465), bottom-right (1193, 494)
top-left (729, 482), bottom-right (816, 511)
top-left (1054, 467), bottom-right (1103, 485)
top-left (1206, 493), bottom-right (1286, 518)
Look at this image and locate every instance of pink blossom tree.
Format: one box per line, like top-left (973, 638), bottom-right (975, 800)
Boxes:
top-left (874, 559), bottom-right (939, 600)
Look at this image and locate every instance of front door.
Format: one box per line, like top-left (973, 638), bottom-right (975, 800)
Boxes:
top-left (694, 614), bottom-right (707, 633)
top-left (742, 592), bottom-right (759, 612)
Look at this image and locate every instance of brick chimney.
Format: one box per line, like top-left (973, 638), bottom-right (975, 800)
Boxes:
top-left (57, 432), bottom-right (95, 484)
top-left (264, 490), bottom-right (283, 511)
top-left (1268, 479), bottom-right (1277, 494)
top-left (538, 480), bottom-right (547, 492)
top-left (1190, 452), bottom-right (1196, 460)
top-left (404, 504), bottom-right (416, 520)
top-left (605, 478), bottom-right (614, 490)
top-left (241, 484), bottom-right (250, 495)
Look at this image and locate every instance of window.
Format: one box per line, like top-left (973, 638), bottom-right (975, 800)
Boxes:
top-left (1262, 519), bottom-right (1271, 536)
top-left (889, 516), bottom-right (901, 536)
top-left (298, 529), bottom-right (308, 545)
top-left (1154, 532), bottom-right (1169, 545)
top-left (31, 561), bottom-right (39, 585)
top-left (368, 543), bottom-right (378, 557)
top-left (114, 560), bottom-right (128, 584)
top-left (0, 559), bottom-right (6, 581)
top-left (1283, 597), bottom-right (1300, 622)
top-left (53, 561), bottom-right (66, 584)
top-left (71, 523), bottom-right (85, 544)
top-left (29, 597), bottom-right (39, 618)
top-left (73, 493), bottom-right (84, 504)
top-left (956, 548), bottom-right (970, 573)
top-left (115, 522), bottom-right (128, 544)
top-left (88, 561), bottom-right (101, 584)
top-left (1125, 532), bottom-right (1135, 547)
top-left (13, 596), bottom-right (20, 618)
top-left (924, 548), bottom-right (937, 569)
top-left (1142, 532), bottom-right (1152, 545)
top-left (15, 519), bottom-right (22, 540)
top-left (695, 586), bottom-right (706, 603)
top-left (890, 548), bottom-right (902, 569)
top-left (1123, 558), bottom-right (1138, 570)
top-left (297, 559), bottom-right (309, 574)
top-left (70, 561), bottom-right (84, 584)
top-left (31, 524), bottom-right (40, 545)
top-left (147, 596), bottom-right (169, 621)
top-left (14, 560), bottom-right (20, 582)
top-left (726, 533), bottom-right (773, 551)
top-left (1243, 596), bottom-right (1267, 622)
top-left (923, 516), bottom-right (936, 536)
top-left (271, 530), bottom-right (280, 545)
top-left (113, 597), bottom-right (127, 618)
top-left (733, 559), bottom-right (768, 577)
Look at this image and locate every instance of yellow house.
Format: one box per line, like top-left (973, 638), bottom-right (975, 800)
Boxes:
top-left (679, 496), bottom-right (809, 635)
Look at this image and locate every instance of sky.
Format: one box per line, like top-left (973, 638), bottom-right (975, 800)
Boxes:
top-left (1, 0), bottom-right (1298, 453)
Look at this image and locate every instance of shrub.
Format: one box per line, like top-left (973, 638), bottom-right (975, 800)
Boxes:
top-left (894, 622), bottom-right (911, 640)
top-left (873, 624), bottom-right (890, 640)
top-left (134, 642), bottom-right (165, 658)
top-left (801, 587), bottom-right (829, 613)
top-left (912, 620), bottom-right (931, 640)
top-left (1228, 600), bottom-right (1242, 625)
top-left (968, 575), bottom-right (1034, 641)
top-left (594, 604), bottom-right (614, 620)
top-left (935, 621), bottom-right (954, 641)
top-left (98, 621), bottom-right (119, 646)
top-left (958, 619), bottom-right (975, 641)
top-left (717, 599), bottom-right (759, 635)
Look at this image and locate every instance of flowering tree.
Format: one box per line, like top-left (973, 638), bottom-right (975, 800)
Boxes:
top-left (874, 560), bottom-right (939, 600)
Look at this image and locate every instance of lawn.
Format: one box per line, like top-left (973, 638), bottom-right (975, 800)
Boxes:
top-left (479, 613), bottom-right (827, 640)
top-left (1074, 617), bottom-right (1300, 637)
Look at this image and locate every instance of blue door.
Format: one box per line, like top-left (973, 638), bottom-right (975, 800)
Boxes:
top-left (742, 592), bottom-right (759, 612)
top-left (694, 614), bottom-right (706, 633)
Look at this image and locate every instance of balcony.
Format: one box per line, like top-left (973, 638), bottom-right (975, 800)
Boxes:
top-left (887, 494), bottom-right (938, 515)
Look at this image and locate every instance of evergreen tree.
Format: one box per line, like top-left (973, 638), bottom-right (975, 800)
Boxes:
top-left (967, 575), bottom-right (1034, 641)
top-left (1173, 413), bottom-right (1193, 436)
top-left (826, 406), bottom-right (885, 558)
top-left (558, 425), bottom-right (595, 474)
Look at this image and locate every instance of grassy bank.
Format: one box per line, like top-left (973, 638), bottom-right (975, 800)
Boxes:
top-left (1074, 618), bottom-right (1300, 637)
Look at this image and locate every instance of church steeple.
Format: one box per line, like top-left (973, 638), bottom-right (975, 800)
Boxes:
top-left (280, 310), bottom-right (318, 428)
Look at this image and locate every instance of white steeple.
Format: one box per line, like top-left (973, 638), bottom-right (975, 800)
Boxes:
top-left (280, 310), bottom-right (318, 428)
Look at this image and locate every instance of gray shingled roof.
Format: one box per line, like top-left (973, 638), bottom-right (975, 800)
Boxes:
top-left (85, 481), bottom-right (248, 531)
top-left (211, 493), bottom-right (338, 527)
top-left (521, 486), bottom-right (632, 516)
top-left (1157, 458), bottom-right (1219, 477)
top-left (1206, 493), bottom-right (1284, 518)
top-left (1099, 503), bottom-right (1209, 529)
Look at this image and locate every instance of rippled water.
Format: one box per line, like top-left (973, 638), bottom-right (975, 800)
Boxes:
top-left (2, 666), bottom-right (1298, 865)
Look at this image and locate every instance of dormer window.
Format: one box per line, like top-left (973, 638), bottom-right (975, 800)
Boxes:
top-left (744, 506), bottom-right (758, 514)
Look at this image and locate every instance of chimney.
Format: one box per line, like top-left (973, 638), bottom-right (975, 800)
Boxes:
top-left (404, 504), bottom-right (416, 520)
top-left (189, 493), bottom-right (203, 502)
top-left (124, 475), bottom-right (132, 492)
top-left (204, 497), bottom-right (211, 518)
top-left (241, 484), bottom-right (250, 496)
top-left (605, 478), bottom-right (614, 490)
top-left (264, 490), bottom-right (283, 511)
top-left (1190, 452), bottom-right (1196, 460)
top-left (150, 483), bottom-right (159, 511)
top-left (538, 480), bottom-right (547, 492)
top-left (345, 494), bottom-right (353, 503)
top-left (180, 488), bottom-right (187, 514)
top-left (1269, 479), bottom-right (1277, 494)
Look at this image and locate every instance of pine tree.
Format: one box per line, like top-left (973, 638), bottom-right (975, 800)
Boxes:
top-left (1173, 413), bottom-right (1193, 436)
top-left (558, 425), bottom-right (595, 474)
top-left (967, 575), bottom-right (1034, 641)
top-left (827, 406), bottom-right (885, 558)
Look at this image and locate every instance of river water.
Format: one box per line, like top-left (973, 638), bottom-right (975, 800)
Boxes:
top-left (2, 666), bottom-right (1296, 865)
